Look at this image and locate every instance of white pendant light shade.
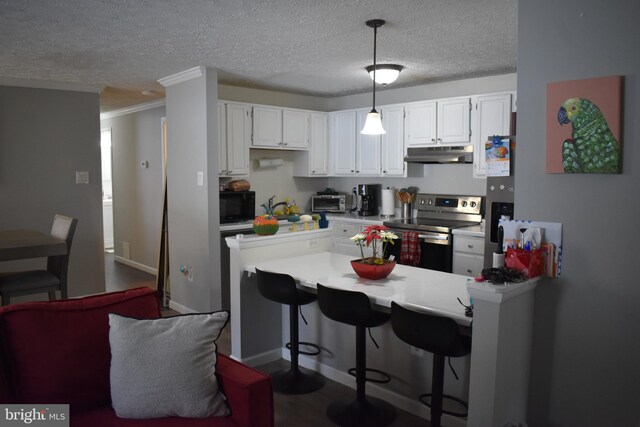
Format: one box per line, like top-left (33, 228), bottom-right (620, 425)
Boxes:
top-left (361, 110), bottom-right (386, 135)
top-left (366, 64), bottom-right (403, 85)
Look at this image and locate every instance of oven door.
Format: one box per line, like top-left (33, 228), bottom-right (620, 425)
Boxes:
top-left (386, 229), bottom-right (453, 273)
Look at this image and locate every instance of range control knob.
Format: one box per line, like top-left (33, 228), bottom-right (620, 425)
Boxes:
top-left (462, 201), bottom-right (468, 207)
top-left (428, 198), bottom-right (433, 205)
top-left (470, 201), bottom-right (477, 208)
top-left (419, 198), bottom-right (425, 205)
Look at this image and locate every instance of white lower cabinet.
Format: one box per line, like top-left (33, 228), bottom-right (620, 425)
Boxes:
top-left (331, 219), bottom-right (382, 257)
top-left (453, 235), bottom-right (485, 277)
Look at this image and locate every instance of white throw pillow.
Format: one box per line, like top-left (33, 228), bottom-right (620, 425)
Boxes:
top-left (108, 311), bottom-right (230, 419)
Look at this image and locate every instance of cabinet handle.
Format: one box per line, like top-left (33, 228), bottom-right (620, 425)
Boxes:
top-left (467, 269), bottom-right (472, 273)
top-left (431, 138), bottom-right (436, 142)
top-left (467, 244), bottom-right (474, 249)
top-left (437, 138), bottom-right (442, 142)
top-left (351, 170), bottom-right (354, 173)
top-left (228, 170), bottom-right (233, 174)
top-left (283, 142), bottom-right (288, 146)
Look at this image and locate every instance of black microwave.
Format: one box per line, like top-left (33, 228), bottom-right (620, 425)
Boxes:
top-left (219, 191), bottom-right (255, 223)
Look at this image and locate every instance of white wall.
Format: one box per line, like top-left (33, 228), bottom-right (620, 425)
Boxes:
top-left (0, 86), bottom-right (105, 299)
top-left (101, 106), bottom-right (165, 271)
top-left (518, 1), bottom-right (640, 425)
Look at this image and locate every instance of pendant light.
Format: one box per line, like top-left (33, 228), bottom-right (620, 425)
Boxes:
top-left (361, 19), bottom-right (386, 135)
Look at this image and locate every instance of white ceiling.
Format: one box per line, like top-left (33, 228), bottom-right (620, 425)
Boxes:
top-left (0, 0), bottom-right (517, 112)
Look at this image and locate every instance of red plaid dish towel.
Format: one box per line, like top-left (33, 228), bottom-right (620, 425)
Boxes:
top-left (400, 231), bottom-right (421, 266)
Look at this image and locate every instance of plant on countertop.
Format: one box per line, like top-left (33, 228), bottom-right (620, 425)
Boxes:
top-left (351, 225), bottom-right (398, 264)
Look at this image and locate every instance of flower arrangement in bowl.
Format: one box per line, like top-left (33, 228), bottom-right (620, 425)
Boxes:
top-left (350, 225), bottom-right (398, 280)
top-left (252, 215), bottom-right (279, 235)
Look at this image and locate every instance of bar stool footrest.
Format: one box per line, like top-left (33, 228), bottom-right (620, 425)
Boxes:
top-left (347, 367), bottom-right (391, 384)
top-left (285, 341), bottom-right (321, 356)
top-left (419, 393), bottom-right (468, 417)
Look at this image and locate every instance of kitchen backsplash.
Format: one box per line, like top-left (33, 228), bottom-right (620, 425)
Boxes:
top-left (222, 150), bottom-right (486, 216)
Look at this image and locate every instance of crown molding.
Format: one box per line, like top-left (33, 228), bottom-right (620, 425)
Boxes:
top-left (100, 99), bottom-right (166, 120)
top-left (0, 77), bottom-right (103, 93)
top-left (157, 66), bottom-right (204, 87)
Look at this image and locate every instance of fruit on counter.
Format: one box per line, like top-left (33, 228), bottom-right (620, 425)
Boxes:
top-left (289, 201), bottom-right (300, 214)
top-left (252, 215), bottom-right (279, 235)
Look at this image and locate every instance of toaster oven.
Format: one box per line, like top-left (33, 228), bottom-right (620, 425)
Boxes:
top-left (311, 194), bottom-right (346, 213)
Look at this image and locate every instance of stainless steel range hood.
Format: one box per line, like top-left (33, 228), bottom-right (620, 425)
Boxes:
top-left (404, 145), bottom-right (473, 164)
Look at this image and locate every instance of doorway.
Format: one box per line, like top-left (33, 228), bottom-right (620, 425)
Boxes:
top-left (100, 128), bottom-right (114, 252)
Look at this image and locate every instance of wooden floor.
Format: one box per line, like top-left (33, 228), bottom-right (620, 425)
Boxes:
top-left (105, 254), bottom-right (429, 427)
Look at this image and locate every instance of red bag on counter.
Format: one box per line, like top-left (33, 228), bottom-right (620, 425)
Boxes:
top-left (506, 247), bottom-right (544, 278)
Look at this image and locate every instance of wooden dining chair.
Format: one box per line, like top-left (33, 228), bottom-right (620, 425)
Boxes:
top-left (0, 214), bottom-right (78, 306)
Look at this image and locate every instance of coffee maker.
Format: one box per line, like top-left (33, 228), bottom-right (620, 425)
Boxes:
top-left (356, 184), bottom-right (380, 216)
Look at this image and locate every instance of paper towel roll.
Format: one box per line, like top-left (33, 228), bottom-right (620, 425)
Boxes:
top-left (381, 187), bottom-right (395, 217)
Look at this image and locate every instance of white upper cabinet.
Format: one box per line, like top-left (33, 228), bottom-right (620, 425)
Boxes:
top-left (473, 93), bottom-right (513, 178)
top-left (309, 112), bottom-right (328, 175)
top-left (252, 105), bottom-right (309, 149)
top-left (405, 101), bottom-right (437, 147)
top-left (405, 97), bottom-right (471, 147)
top-left (381, 105), bottom-right (405, 176)
top-left (219, 102), bottom-right (250, 176)
top-left (356, 109), bottom-right (381, 175)
top-left (252, 106), bottom-right (282, 147)
top-left (282, 109), bottom-right (309, 149)
top-left (293, 112), bottom-right (329, 176)
top-left (330, 110), bottom-right (357, 175)
top-left (437, 97), bottom-right (471, 145)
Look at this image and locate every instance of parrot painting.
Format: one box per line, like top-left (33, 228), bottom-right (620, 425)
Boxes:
top-left (557, 97), bottom-right (620, 173)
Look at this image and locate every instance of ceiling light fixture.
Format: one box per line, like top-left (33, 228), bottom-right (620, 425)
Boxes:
top-left (366, 64), bottom-right (403, 85)
top-left (361, 19), bottom-right (386, 135)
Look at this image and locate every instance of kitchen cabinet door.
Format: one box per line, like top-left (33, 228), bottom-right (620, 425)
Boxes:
top-left (330, 110), bottom-right (357, 175)
top-left (437, 97), bottom-right (471, 145)
top-left (405, 101), bottom-right (437, 147)
top-left (224, 102), bottom-right (251, 175)
top-left (282, 109), bottom-right (309, 149)
top-left (218, 102), bottom-right (228, 175)
top-left (356, 109), bottom-right (381, 175)
top-left (252, 106), bottom-right (282, 147)
top-left (473, 93), bottom-right (512, 178)
top-left (381, 105), bottom-right (405, 176)
top-left (309, 112), bottom-right (328, 175)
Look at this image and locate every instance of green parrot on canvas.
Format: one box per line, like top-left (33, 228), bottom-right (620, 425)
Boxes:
top-left (557, 97), bottom-right (620, 173)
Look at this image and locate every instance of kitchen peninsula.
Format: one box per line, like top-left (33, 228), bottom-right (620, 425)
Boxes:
top-left (226, 228), bottom-right (538, 427)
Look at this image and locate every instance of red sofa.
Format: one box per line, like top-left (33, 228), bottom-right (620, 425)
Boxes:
top-left (0, 287), bottom-right (273, 427)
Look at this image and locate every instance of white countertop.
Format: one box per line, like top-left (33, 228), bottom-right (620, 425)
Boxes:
top-left (452, 224), bottom-right (485, 238)
top-left (246, 251), bottom-right (473, 326)
top-left (326, 212), bottom-right (386, 225)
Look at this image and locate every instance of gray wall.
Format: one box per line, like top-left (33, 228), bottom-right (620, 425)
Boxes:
top-left (518, 1), bottom-right (640, 425)
top-left (0, 86), bottom-right (105, 298)
top-left (101, 106), bottom-right (165, 270)
top-left (164, 68), bottom-right (221, 312)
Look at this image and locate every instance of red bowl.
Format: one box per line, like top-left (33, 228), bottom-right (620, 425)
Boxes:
top-left (350, 259), bottom-right (396, 280)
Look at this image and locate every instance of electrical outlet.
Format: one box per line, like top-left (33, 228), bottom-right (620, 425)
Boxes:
top-left (411, 346), bottom-right (424, 357)
top-left (307, 239), bottom-right (318, 248)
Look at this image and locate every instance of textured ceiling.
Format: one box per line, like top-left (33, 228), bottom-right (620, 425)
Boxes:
top-left (0, 0), bottom-right (517, 112)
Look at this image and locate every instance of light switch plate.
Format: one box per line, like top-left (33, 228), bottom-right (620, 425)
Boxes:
top-left (75, 171), bottom-right (89, 184)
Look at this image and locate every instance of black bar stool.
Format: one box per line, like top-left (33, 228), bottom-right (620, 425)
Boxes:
top-left (390, 301), bottom-right (471, 427)
top-left (255, 268), bottom-right (325, 394)
top-left (316, 284), bottom-right (396, 427)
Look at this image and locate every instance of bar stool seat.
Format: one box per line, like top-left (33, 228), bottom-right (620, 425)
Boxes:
top-left (391, 301), bottom-right (471, 427)
top-left (316, 284), bottom-right (396, 427)
top-left (255, 268), bottom-right (325, 394)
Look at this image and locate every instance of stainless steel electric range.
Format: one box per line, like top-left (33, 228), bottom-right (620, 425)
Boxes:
top-left (383, 194), bottom-right (484, 272)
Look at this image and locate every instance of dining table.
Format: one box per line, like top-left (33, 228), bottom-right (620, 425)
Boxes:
top-left (0, 229), bottom-right (67, 262)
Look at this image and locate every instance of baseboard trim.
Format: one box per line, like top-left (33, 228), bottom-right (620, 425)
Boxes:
top-left (235, 348), bottom-right (283, 367)
top-left (167, 300), bottom-right (196, 314)
top-left (114, 255), bottom-right (157, 275)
